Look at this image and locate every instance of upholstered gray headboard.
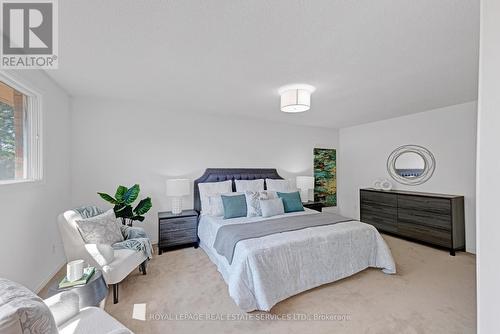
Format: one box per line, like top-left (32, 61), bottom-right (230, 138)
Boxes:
top-left (193, 168), bottom-right (283, 213)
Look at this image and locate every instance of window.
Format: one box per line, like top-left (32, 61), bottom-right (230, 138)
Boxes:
top-left (0, 76), bottom-right (41, 184)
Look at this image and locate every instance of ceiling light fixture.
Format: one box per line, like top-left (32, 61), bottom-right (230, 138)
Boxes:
top-left (278, 84), bottom-right (316, 113)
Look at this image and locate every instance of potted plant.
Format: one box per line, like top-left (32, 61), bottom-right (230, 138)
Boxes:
top-left (98, 184), bottom-right (152, 226)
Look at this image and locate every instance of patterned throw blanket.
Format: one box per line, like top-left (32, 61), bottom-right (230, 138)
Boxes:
top-left (114, 225), bottom-right (153, 260)
top-left (74, 206), bottom-right (153, 261)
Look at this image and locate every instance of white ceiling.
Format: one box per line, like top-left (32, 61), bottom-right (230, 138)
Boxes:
top-left (47, 0), bottom-right (479, 129)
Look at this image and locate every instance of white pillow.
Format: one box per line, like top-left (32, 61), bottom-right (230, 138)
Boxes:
top-left (208, 192), bottom-right (243, 216)
top-left (245, 191), bottom-right (275, 217)
top-left (265, 178), bottom-right (296, 192)
top-left (235, 179), bottom-right (264, 192)
top-left (265, 190), bottom-right (278, 199)
top-left (198, 180), bottom-right (233, 215)
top-left (260, 198), bottom-right (285, 218)
top-left (75, 209), bottom-right (124, 245)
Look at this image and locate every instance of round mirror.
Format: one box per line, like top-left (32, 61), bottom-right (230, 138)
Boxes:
top-left (387, 145), bottom-right (435, 185)
top-left (394, 152), bottom-right (425, 178)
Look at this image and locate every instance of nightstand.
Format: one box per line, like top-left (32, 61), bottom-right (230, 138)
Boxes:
top-left (158, 210), bottom-right (199, 254)
top-left (303, 201), bottom-right (324, 212)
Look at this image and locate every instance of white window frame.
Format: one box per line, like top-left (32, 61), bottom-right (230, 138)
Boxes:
top-left (0, 72), bottom-right (43, 185)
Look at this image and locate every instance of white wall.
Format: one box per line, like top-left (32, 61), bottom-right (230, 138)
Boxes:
top-left (477, 0), bottom-right (500, 332)
top-left (338, 102), bottom-right (477, 253)
top-left (70, 97), bottom-right (339, 243)
top-left (0, 71), bottom-right (71, 291)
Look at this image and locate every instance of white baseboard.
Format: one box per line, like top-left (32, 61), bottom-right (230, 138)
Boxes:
top-left (35, 260), bottom-right (66, 294)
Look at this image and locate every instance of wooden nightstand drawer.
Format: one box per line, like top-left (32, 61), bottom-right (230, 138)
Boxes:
top-left (159, 228), bottom-right (197, 247)
top-left (160, 216), bottom-right (197, 232)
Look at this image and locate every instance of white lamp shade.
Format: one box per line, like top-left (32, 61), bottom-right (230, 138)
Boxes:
top-left (166, 179), bottom-right (190, 197)
top-left (296, 176), bottom-right (314, 190)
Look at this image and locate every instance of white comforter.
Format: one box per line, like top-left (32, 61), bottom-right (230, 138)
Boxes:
top-left (198, 209), bottom-right (396, 312)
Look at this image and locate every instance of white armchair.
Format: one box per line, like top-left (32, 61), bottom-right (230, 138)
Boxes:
top-left (0, 279), bottom-right (132, 334)
top-left (57, 209), bottom-right (148, 303)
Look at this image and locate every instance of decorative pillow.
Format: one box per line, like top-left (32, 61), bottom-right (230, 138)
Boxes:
top-left (235, 179), bottom-right (264, 192)
top-left (221, 194), bottom-right (247, 219)
top-left (260, 198), bottom-right (285, 218)
top-left (277, 191), bottom-right (305, 213)
top-left (265, 190), bottom-right (278, 199)
top-left (266, 178), bottom-right (296, 192)
top-left (198, 180), bottom-right (233, 215)
top-left (245, 191), bottom-right (274, 217)
top-left (75, 209), bottom-right (124, 245)
top-left (0, 278), bottom-right (58, 334)
top-left (208, 192), bottom-right (243, 216)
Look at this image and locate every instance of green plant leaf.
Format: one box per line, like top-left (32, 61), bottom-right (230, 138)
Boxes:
top-left (98, 192), bottom-right (117, 204)
top-left (114, 204), bottom-right (133, 219)
top-left (131, 215), bottom-right (145, 222)
top-left (123, 184), bottom-right (140, 205)
top-left (133, 197), bottom-right (152, 215)
top-left (114, 203), bottom-right (126, 212)
top-left (113, 204), bottom-right (124, 215)
top-left (115, 185), bottom-right (128, 203)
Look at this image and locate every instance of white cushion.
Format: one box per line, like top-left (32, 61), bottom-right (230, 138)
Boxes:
top-left (84, 244), bottom-right (115, 266)
top-left (101, 249), bottom-right (145, 284)
top-left (75, 210), bottom-right (124, 245)
top-left (198, 180), bottom-right (232, 215)
top-left (265, 178), bottom-right (296, 192)
top-left (244, 191), bottom-right (275, 217)
top-left (58, 307), bottom-right (131, 334)
top-left (235, 179), bottom-right (264, 192)
top-left (260, 198), bottom-right (285, 218)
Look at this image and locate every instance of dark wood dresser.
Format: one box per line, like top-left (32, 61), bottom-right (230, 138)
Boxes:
top-left (158, 210), bottom-right (199, 254)
top-left (360, 188), bottom-right (465, 255)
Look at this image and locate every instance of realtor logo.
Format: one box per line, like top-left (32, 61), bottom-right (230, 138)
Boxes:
top-left (1, 0), bottom-right (58, 69)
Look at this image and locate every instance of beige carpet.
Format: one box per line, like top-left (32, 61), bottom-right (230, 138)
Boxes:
top-left (42, 235), bottom-right (476, 334)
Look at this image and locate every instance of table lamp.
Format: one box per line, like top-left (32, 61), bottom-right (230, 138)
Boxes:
top-left (166, 179), bottom-right (190, 214)
top-left (296, 176), bottom-right (314, 203)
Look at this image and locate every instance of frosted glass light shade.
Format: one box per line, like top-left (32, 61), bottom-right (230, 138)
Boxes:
top-left (296, 176), bottom-right (315, 203)
top-left (279, 84), bottom-right (315, 113)
top-left (296, 176), bottom-right (314, 191)
top-left (166, 179), bottom-right (190, 197)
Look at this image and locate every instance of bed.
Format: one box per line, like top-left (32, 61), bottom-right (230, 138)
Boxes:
top-left (194, 168), bottom-right (396, 312)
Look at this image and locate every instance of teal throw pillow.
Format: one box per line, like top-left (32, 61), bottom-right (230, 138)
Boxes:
top-left (277, 191), bottom-right (305, 213)
top-left (221, 194), bottom-right (247, 219)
